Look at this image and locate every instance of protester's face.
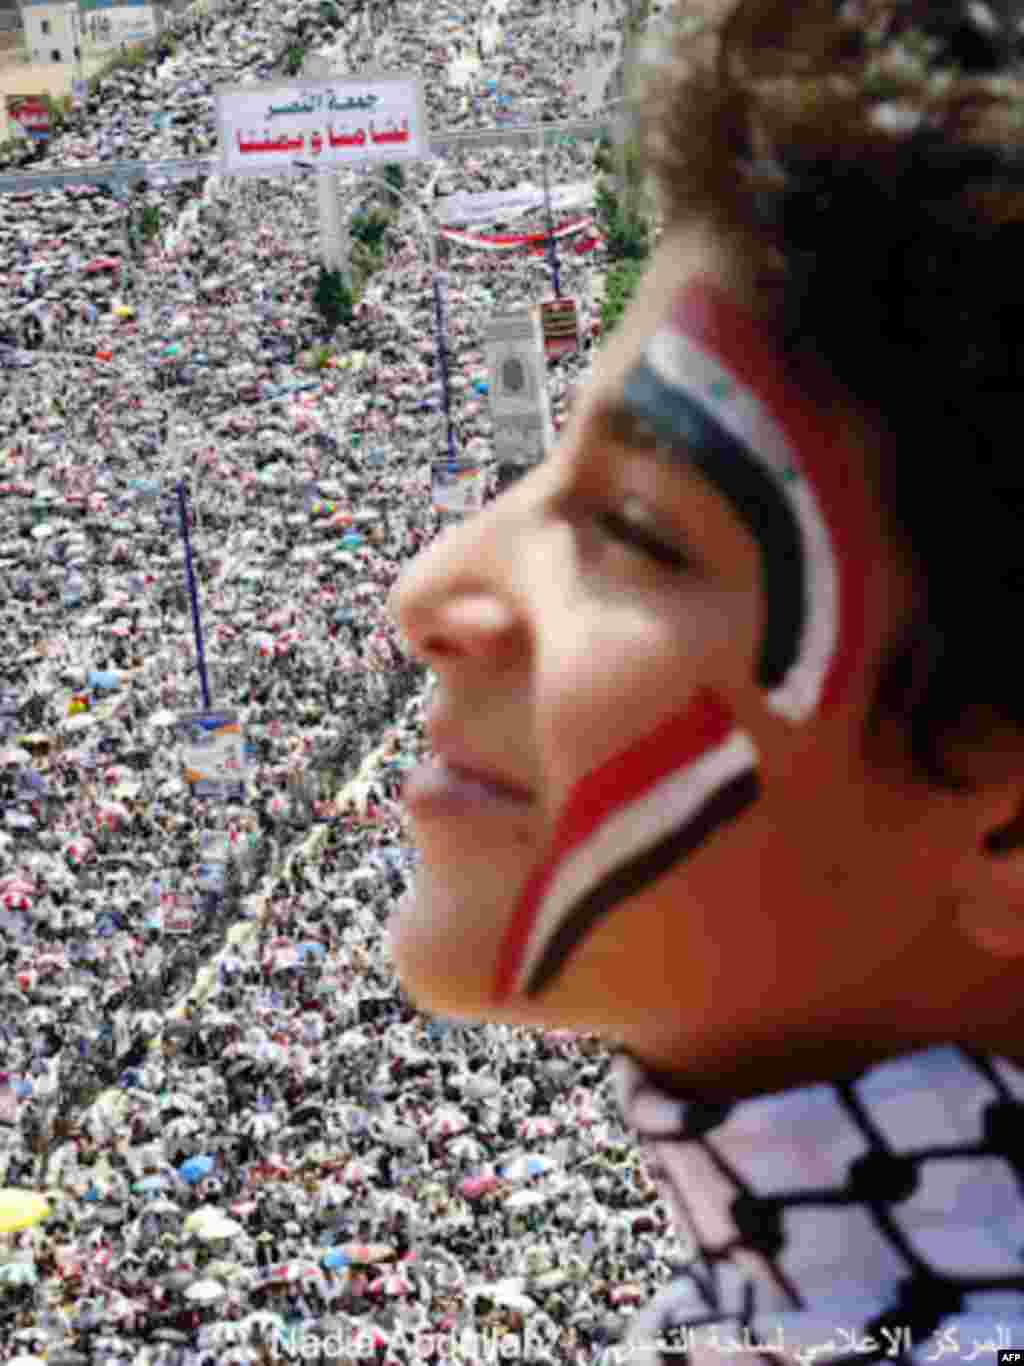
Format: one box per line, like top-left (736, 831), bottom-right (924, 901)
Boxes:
top-left (391, 227), bottom-right (995, 1085)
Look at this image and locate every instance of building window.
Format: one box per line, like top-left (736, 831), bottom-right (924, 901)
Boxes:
top-left (51, 48), bottom-right (61, 60)
top-left (40, 19), bottom-right (50, 33)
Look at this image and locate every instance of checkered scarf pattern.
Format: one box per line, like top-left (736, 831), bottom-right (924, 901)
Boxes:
top-left (613, 1045), bottom-right (1024, 1366)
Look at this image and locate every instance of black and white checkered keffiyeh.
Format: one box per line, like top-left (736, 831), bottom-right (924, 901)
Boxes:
top-left (611, 1046), bottom-right (1024, 1366)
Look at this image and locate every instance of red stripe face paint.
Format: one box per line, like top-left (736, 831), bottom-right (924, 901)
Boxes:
top-left (493, 279), bottom-right (869, 1003)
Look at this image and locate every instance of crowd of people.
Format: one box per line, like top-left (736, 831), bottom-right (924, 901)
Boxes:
top-left (0, 0), bottom-right (693, 1358)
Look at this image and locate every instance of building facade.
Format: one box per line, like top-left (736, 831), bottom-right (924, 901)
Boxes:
top-left (18, 0), bottom-right (80, 64)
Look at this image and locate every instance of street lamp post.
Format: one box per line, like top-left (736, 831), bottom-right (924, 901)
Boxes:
top-left (538, 126), bottom-right (562, 298)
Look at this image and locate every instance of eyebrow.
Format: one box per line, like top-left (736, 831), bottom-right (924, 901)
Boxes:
top-left (586, 393), bottom-right (695, 473)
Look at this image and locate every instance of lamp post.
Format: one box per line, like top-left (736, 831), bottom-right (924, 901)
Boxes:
top-left (538, 126), bottom-right (562, 298)
top-left (292, 161), bottom-right (450, 461)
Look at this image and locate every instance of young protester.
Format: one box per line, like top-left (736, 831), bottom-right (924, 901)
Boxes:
top-left (391, 1), bottom-right (1024, 1359)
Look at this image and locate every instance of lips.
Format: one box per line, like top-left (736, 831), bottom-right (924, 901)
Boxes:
top-left (439, 759), bottom-right (533, 801)
top-left (423, 718), bottom-right (534, 801)
top-left (401, 755), bottom-right (533, 806)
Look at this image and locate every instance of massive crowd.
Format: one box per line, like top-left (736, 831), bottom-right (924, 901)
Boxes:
top-left (0, 0), bottom-right (691, 1359)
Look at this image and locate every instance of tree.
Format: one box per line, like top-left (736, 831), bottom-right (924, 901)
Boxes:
top-left (350, 207), bottom-right (392, 256)
top-left (599, 259), bottom-right (646, 337)
top-left (139, 205), bottom-right (161, 241)
top-left (283, 43), bottom-right (306, 75)
top-left (312, 266), bottom-right (354, 334)
top-left (381, 163), bottom-right (405, 207)
top-left (594, 180), bottom-right (650, 263)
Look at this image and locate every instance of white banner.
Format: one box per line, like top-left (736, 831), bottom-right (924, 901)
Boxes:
top-left (484, 309), bottom-right (553, 467)
top-left (435, 180), bottom-right (593, 225)
top-left (215, 73), bottom-right (428, 178)
top-left (432, 460), bottom-right (486, 514)
top-left (177, 710), bottom-right (245, 799)
top-left (439, 216), bottom-right (594, 252)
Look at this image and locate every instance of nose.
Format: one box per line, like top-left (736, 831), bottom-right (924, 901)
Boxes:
top-left (388, 494), bottom-right (527, 668)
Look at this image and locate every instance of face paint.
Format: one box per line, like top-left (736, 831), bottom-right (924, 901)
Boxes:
top-left (491, 279), bottom-right (868, 1004)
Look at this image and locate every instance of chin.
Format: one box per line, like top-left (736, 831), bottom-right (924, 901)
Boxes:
top-left (386, 864), bottom-right (521, 1023)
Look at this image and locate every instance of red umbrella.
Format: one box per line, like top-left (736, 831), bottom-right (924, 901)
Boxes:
top-left (460, 1172), bottom-right (500, 1200)
top-left (369, 1271), bottom-right (413, 1297)
top-left (0, 875), bottom-right (35, 899)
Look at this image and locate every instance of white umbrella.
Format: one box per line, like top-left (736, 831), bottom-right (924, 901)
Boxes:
top-left (185, 1278), bottom-right (227, 1303)
top-left (147, 709), bottom-right (178, 728)
top-left (60, 714), bottom-right (95, 734)
top-left (183, 1205), bottom-right (228, 1234)
top-left (447, 1135), bottom-right (487, 1164)
top-left (144, 1197), bottom-right (181, 1215)
top-left (505, 1190), bottom-right (546, 1211)
top-left (519, 1115), bottom-right (558, 1141)
top-left (459, 1071), bottom-right (500, 1100)
top-left (499, 1154), bottom-right (558, 1183)
top-left (428, 1106), bottom-right (470, 1138)
top-left (471, 1278), bottom-right (537, 1313)
top-left (196, 1217), bottom-right (244, 1242)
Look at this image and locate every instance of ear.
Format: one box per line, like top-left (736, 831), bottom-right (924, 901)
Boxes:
top-left (952, 764), bottom-right (1024, 959)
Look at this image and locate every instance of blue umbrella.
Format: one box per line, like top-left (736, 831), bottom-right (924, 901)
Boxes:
top-left (322, 1248), bottom-right (350, 1270)
top-left (297, 941), bottom-right (326, 961)
top-left (340, 534), bottom-right (363, 549)
top-left (87, 669), bottom-right (120, 692)
top-left (178, 1155), bottom-right (214, 1184)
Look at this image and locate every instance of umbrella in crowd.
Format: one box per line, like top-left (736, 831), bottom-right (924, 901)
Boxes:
top-left (0, 0), bottom-right (689, 1355)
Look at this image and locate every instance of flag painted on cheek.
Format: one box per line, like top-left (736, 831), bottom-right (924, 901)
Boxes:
top-left (492, 279), bottom-right (867, 1004)
top-left (494, 691), bottom-right (761, 1000)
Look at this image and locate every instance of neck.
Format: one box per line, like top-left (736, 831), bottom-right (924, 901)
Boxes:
top-left (632, 990), bottom-right (1024, 1103)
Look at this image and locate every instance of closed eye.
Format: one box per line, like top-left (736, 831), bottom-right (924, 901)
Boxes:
top-left (598, 509), bottom-right (694, 571)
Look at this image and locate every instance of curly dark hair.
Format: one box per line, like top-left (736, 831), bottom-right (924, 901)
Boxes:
top-left (635, 0), bottom-right (1024, 791)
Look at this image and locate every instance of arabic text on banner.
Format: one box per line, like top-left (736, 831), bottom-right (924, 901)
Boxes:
top-left (540, 297), bottom-right (579, 359)
top-left (216, 74), bottom-right (427, 177)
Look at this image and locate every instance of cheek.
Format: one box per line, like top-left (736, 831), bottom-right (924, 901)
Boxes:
top-left (535, 604), bottom-right (705, 810)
